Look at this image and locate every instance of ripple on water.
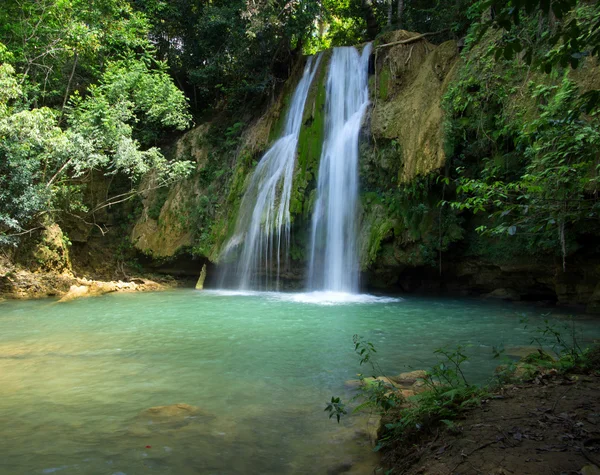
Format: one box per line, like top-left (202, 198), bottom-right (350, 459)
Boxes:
top-left (203, 289), bottom-right (402, 306)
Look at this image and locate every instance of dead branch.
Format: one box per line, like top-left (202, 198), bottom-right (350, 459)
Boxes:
top-left (376, 29), bottom-right (450, 49)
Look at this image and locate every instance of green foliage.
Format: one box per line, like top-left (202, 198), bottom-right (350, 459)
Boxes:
top-left (471, 1), bottom-right (600, 73)
top-left (135, 0), bottom-right (320, 113)
top-left (328, 336), bottom-right (486, 453)
top-left (494, 316), bottom-right (600, 383)
top-left (444, 5), bottom-right (600, 265)
top-left (360, 164), bottom-right (464, 268)
top-left (0, 0), bottom-right (154, 108)
top-left (447, 74), bottom-right (600, 263)
top-left (0, 1), bottom-right (193, 247)
top-left (527, 316), bottom-right (587, 371)
top-left (324, 396), bottom-right (347, 423)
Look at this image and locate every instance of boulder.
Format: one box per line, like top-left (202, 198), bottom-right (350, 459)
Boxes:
top-left (400, 389), bottom-right (416, 398)
top-left (390, 370), bottom-right (427, 386)
top-left (58, 285), bottom-right (90, 302)
top-left (581, 465), bottom-right (600, 475)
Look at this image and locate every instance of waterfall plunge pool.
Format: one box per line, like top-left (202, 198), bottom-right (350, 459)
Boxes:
top-left (1, 290), bottom-right (599, 474)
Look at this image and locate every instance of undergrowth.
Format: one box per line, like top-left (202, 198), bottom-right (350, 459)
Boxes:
top-left (327, 319), bottom-right (600, 471)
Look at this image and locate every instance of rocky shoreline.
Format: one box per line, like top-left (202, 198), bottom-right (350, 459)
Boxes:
top-left (0, 263), bottom-right (180, 302)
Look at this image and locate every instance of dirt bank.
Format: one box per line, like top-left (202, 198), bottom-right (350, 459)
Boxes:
top-left (383, 373), bottom-right (600, 474)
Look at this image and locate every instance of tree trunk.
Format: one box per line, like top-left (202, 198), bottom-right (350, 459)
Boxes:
top-left (387, 0), bottom-right (393, 26)
top-left (361, 0), bottom-right (380, 40)
top-left (60, 50), bottom-right (78, 119)
top-left (397, 0), bottom-right (405, 28)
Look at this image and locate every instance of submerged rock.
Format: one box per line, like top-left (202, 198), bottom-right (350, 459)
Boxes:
top-left (581, 465), bottom-right (600, 475)
top-left (140, 403), bottom-right (202, 419)
top-left (130, 403), bottom-right (214, 434)
top-left (344, 379), bottom-right (363, 390)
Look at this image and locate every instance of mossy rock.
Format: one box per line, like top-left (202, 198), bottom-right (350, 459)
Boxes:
top-left (15, 223), bottom-right (71, 274)
top-left (291, 49), bottom-right (332, 219)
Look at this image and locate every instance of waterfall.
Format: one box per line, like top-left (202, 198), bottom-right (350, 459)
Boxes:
top-left (219, 55), bottom-right (322, 290)
top-left (308, 44), bottom-right (372, 293)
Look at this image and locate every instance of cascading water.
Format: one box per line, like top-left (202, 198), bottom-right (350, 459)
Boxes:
top-left (219, 55), bottom-right (321, 290)
top-left (308, 44), bottom-right (372, 294)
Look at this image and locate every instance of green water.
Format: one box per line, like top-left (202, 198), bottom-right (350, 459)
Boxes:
top-left (0, 290), bottom-right (599, 475)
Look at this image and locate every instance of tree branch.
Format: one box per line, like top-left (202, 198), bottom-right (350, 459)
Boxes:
top-left (376, 29), bottom-right (450, 49)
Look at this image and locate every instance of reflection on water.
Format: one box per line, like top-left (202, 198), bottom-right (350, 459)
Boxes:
top-left (0, 290), bottom-right (598, 474)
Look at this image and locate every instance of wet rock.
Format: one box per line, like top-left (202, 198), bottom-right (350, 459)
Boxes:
top-left (390, 370), bottom-right (427, 385)
top-left (375, 376), bottom-right (400, 388)
top-left (504, 346), bottom-right (556, 361)
top-left (504, 346), bottom-right (541, 359)
top-left (359, 376), bottom-right (401, 389)
top-left (55, 278), bottom-right (166, 302)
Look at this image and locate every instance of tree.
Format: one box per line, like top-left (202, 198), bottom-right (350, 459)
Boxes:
top-left (0, 0), bottom-right (194, 246)
top-left (445, 1), bottom-right (600, 267)
top-left (0, 0), bottom-right (154, 110)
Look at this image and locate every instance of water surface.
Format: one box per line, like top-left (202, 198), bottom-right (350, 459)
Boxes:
top-left (0, 290), bottom-right (598, 474)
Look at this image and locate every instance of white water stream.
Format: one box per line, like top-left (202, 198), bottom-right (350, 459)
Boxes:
top-left (219, 44), bottom-right (373, 296)
top-left (219, 55), bottom-right (321, 290)
top-left (308, 44), bottom-right (373, 293)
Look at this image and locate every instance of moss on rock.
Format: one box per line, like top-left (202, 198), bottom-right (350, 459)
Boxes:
top-left (291, 50), bottom-right (331, 220)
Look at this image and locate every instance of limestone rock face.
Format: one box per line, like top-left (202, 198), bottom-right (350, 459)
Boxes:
top-left (370, 31), bottom-right (458, 183)
top-left (588, 283), bottom-right (600, 314)
top-left (357, 32), bottom-right (460, 275)
top-left (130, 126), bottom-right (207, 259)
top-left (131, 179), bottom-right (195, 258)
